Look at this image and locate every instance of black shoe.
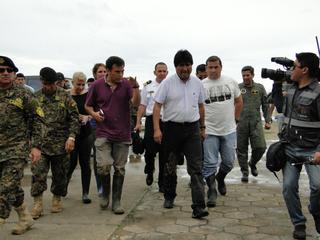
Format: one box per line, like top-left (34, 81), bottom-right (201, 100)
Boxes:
top-left (146, 174), bottom-right (153, 186)
top-left (82, 194), bottom-right (92, 204)
top-left (163, 199), bottom-right (174, 209)
top-left (249, 162), bottom-right (258, 177)
top-left (293, 224), bottom-right (306, 239)
top-left (312, 214), bottom-right (320, 233)
top-left (192, 208), bottom-right (209, 219)
top-left (241, 174), bottom-right (248, 183)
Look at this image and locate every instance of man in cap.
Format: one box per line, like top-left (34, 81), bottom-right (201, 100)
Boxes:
top-left (0, 56), bottom-right (44, 235)
top-left (30, 67), bottom-right (79, 219)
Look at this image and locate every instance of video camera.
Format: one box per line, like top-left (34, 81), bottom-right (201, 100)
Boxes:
top-left (261, 57), bottom-right (294, 82)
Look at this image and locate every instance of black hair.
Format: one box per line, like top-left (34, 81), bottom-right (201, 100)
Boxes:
top-left (196, 64), bottom-right (206, 74)
top-left (206, 56), bottom-right (222, 68)
top-left (87, 77), bottom-right (95, 83)
top-left (241, 66), bottom-right (254, 75)
top-left (16, 73), bottom-right (25, 78)
top-left (173, 50), bottom-right (193, 67)
top-left (105, 56), bottom-right (125, 70)
top-left (295, 52), bottom-right (320, 79)
top-left (154, 62), bottom-right (167, 71)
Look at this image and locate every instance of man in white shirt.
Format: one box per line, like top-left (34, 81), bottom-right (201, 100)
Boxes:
top-left (153, 50), bottom-right (208, 219)
top-left (202, 55), bottom-right (243, 207)
top-left (135, 62), bottom-right (168, 192)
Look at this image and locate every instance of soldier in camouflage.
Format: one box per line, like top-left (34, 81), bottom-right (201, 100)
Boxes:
top-left (237, 66), bottom-right (271, 182)
top-left (0, 56), bottom-right (44, 235)
top-left (30, 67), bottom-right (79, 219)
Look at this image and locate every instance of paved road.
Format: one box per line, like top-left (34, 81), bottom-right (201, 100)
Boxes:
top-left (1, 142), bottom-right (319, 239)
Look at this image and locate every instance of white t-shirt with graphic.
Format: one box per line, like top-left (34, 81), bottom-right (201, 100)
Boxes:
top-left (202, 75), bottom-right (241, 136)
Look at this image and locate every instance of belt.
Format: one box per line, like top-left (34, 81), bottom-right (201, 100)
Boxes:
top-left (166, 121), bottom-right (198, 126)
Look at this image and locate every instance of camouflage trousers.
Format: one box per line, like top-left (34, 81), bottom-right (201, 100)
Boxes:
top-left (31, 154), bottom-right (70, 197)
top-left (0, 158), bottom-right (25, 219)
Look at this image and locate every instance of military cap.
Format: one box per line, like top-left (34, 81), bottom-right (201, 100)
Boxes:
top-left (56, 72), bottom-right (65, 81)
top-left (40, 67), bottom-right (57, 83)
top-left (0, 56), bottom-right (19, 72)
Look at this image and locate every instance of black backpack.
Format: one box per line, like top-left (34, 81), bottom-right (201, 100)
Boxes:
top-left (266, 141), bottom-right (287, 172)
top-left (131, 131), bottom-right (145, 154)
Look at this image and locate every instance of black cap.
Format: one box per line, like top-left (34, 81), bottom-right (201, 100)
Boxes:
top-left (56, 72), bottom-right (65, 81)
top-left (40, 67), bottom-right (57, 83)
top-left (0, 56), bottom-right (19, 72)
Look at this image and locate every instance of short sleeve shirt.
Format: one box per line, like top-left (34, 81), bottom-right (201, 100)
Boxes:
top-left (154, 73), bottom-right (206, 123)
top-left (141, 80), bottom-right (161, 116)
top-left (202, 75), bottom-right (241, 135)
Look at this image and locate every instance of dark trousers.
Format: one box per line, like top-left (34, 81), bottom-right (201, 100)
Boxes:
top-left (162, 121), bottom-right (206, 210)
top-left (68, 135), bottom-right (92, 195)
top-left (144, 116), bottom-right (165, 188)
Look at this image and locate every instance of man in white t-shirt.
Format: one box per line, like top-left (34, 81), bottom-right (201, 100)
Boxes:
top-left (135, 62), bottom-right (168, 192)
top-left (153, 50), bottom-right (209, 219)
top-left (202, 55), bottom-right (243, 207)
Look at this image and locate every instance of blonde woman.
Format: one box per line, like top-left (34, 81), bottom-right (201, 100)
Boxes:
top-left (67, 72), bottom-right (93, 203)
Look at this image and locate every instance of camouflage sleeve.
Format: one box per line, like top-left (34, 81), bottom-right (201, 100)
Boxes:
top-left (261, 85), bottom-right (271, 123)
top-left (24, 93), bottom-right (45, 149)
top-left (65, 94), bottom-right (80, 138)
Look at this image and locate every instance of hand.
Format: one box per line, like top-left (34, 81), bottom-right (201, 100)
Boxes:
top-left (65, 138), bottom-right (75, 153)
top-left (30, 148), bottom-right (41, 163)
top-left (153, 129), bottom-right (162, 144)
top-left (92, 111), bottom-right (104, 122)
top-left (200, 128), bottom-right (206, 142)
top-left (312, 152), bottom-right (320, 165)
top-left (134, 122), bottom-right (142, 132)
top-left (264, 122), bottom-right (271, 130)
top-left (127, 76), bottom-right (139, 88)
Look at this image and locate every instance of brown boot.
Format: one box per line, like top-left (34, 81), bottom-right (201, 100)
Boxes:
top-left (51, 195), bottom-right (63, 213)
top-left (11, 203), bottom-right (34, 235)
top-left (31, 195), bottom-right (43, 219)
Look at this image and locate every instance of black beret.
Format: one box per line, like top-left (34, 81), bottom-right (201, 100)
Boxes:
top-left (0, 56), bottom-right (19, 72)
top-left (56, 72), bottom-right (65, 81)
top-left (40, 67), bottom-right (57, 83)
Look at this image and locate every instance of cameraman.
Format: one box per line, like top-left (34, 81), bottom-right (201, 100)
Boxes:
top-left (280, 52), bottom-right (320, 239)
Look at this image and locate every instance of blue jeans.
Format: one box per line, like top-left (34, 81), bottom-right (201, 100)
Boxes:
top-left (282, 157), bottom-right (320, 226)
top-left (202, 132), bottom-right (236, 178)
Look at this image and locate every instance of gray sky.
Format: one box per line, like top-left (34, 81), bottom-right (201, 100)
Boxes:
top-left (2, 0), bottom-right (319, 91)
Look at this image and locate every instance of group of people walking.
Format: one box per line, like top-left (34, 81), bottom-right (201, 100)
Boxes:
top-left (1, 50), bottom-right (320, 240)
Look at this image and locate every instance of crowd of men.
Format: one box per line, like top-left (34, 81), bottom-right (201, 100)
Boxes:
top-left (1, 51), bottom-right (320, 239)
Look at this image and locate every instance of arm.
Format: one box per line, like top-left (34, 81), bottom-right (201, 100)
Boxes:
top-left (234, 95), bottom-right (243, 122)
top-left (127, 77), bottom-right (141, 107)
top-left (134, 104), bottom-right (146, 132)
top-left (65, 96), bottom-right (80, 153)
top-left (261, 87), bottom-right (272, 129)
top-left (198, 103), bottom-right (206, 141)
top-left (153, 102), bottom-right (162, 144)
top-left (85, 104), bottom-right (104, 122)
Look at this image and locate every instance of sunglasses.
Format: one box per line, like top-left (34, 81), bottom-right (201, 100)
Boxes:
top-left (0, 67), bottom-right (14, 73)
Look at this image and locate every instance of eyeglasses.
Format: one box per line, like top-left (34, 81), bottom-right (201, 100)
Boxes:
top-left (0, 67), bottom-right (14, 73)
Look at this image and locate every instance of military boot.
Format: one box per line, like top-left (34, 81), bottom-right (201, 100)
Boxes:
top-left (31, 194), bottom-right (43, 219)
top-left (99, 174), bottom-right (111, 210)
top-left (205, 174), bottom-right (217, 208)
top-left (112, 175), bottom-right (125, 214)
top-left (51, 195), bottom-right (63, 213)
top-left (216, 170), bottom-right (227, 195)
top-left (11, 203), bottom-right (34, 235)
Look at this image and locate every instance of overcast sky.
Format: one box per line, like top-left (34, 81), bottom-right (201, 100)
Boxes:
top-left (2, 0), bottom-right (319, 91)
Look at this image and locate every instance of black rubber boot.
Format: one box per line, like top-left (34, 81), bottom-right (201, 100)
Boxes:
top-left (292, 224), bottom-right (306, 239)
top-left (205, 174), bottom-right (217, 207)
top-left (112, 175), bottom-right (125, 214)
top-left (99, 174), bottom-right (110, 209)
top-left (216, 170), bottom-right (227, 196)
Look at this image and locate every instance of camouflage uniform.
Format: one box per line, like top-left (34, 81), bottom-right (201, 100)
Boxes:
top-left (237, 82), bottom-right (271, 176)
top-left (0, 85), bottom-right (43, 219)
top-left (31, 87), bottom-right (79, 197)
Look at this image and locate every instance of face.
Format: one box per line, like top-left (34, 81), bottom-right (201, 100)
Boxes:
top-left (15, 77), bottom-right (25, 86)
top-left (154, 64), bottom-right (168, 81)
top-left (94, 65), bottom-right (107, 80)
top-left (107, 64), bottom-right (124, 84)
top-left (196, 71), bottom-right (207, 80)
top-left (73, 78), bottom-right (86, 94)
top-left (242, 70), bottom-right (254, 86)
top-left (290, 60), bottom-right (305, 82)
top-left (175, 63), bottom-right (192, 81)
top-left (206, 60), bottom-right (222, 80)
top-left (42, 82), bottom-right (57, 95)
top-left (56, 80), bottom-right (65, 88)
top-left (0, 66), bottom-right (16, 88)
